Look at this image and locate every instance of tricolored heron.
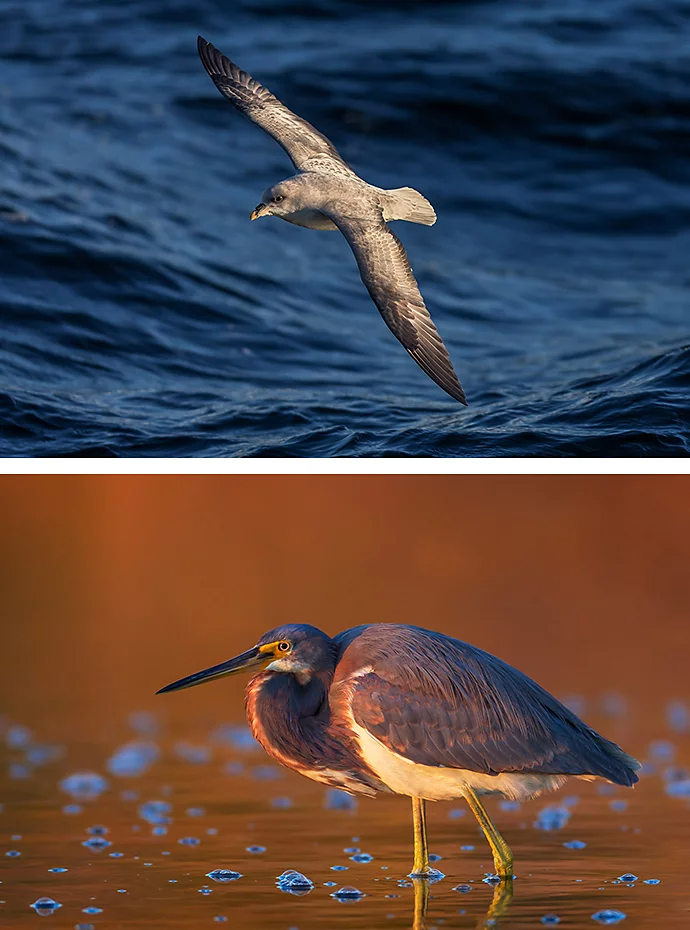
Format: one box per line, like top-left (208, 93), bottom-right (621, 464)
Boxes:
top-left (158, 623), bottom-right (639, 881)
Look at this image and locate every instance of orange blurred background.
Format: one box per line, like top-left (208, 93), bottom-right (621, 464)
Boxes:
top-left (0, 475), bottom-right (688, 744)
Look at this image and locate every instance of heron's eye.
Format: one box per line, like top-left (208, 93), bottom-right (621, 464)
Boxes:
top-left (277, 640), bottom-right (291, 653)
top-left (273, 195), bottom-right (284, 203)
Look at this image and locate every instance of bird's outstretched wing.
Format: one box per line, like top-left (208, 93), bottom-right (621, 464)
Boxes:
top-left (197, 37), bottom-right (352, 175)
top-left (333, 625), bottom-right (639, 784)
top-left (332, 217), bottom-right (467, 404)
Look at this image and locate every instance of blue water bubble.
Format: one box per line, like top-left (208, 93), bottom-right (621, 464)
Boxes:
top-left (6, 724), bottom-right (32, 749)
top-left (271, 796), bottom-right (293, 809)
top-left (6, 850), bottom-right (21, 857)
top-left (324, 881), bottom-right (337, 887)
top-left (174, 741), bottom-right (212, 764)
top-left (26, 745), bottom-right (63, 766)
top-left (448, 808), bottom-right (465, 819)
top-left (139, 800), bottom-right (172, 824)
top-left (87, 825), bottom-right (109, 836)
top-left (9, 762), bottom-right (32, 779)
top-left (350, 853), bottom-right (374, 863)
top-left (648, 740), bottom-right (675, 762)
top-left (344, 847), bottom-right (360, 854)
top-left (541, 916), bottom-right (560, 925)
top-left (534, 806), bottom-right (571, 831)
top-left (452, 884), bottom-right (472, 893)
top-left (60, 772), bottom-right (108, 800)
top-left (107, 741), bottom-right (160, 777)
top-left (152, 826), bottom-right (167, 836)
top-left (206, 870), bottom-right (242, 883)
top-left (665, 779), bottom-right (690, 798)
top-left (198, 887), bottom-right (212, 894)
top-left (592, 910), bottom-right (626, 925)
top-left (460, 845), bottom-right (475, 851)
top-left (129, 711), bottom-right (159, 736)
top-left (213, 917), bottom-right (228, 923)
top-left (30, 897), bottom-right (61, 915)
top-left (667, 701), bottom-right (690, 734)
top-left (246, 845), bottom-right (265, 854)
top-left (62, 803), bottom-right (83, 815)
top-left (563, 840), bottom-right (587, 849)
top-left (618, 873), bottom-right (637, 882)
top-left (48, 868), bottom-right (68, 873)
top-left (324, 788), bottom-right (357, 811)
top-left (82, 906), bottom-right (103, 914)
top-left (276, 869), bottom-right (314, 895)
top-left (82, 837), bottom-right (112, 851)
top-left (211, 724), bottom-right (258, 751)
top-left (609, 800), bottom-right (628, 812)
top-left (186, 807), bottom-right (205, 817)
top-left (109, 852), bottom-right (124, 858)
top-left (561, 695), bottom-right (587, 716)
top-left (252, 765), bottom-right (281, 781)
top-left (331, 865), bottom-right (348, 871)
top-left (644, 878), bottom-right (660, 884)
top-left (330, 885), bottom-right (365, 900)
top-left (428, 854), bottom-right (442, 862)
top-left (601, 693), bottom-right (627, 717)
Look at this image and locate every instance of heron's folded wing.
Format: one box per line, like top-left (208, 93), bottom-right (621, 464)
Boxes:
top-left (198, 37), bottom-right (352, 174)
top-left (332, 216), bottom-right (467, 404)
top-left (343, 629), bottom-right (637, 783)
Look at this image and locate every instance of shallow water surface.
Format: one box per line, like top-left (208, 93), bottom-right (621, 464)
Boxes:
top-left (1, 705), bottom-right (689, 928)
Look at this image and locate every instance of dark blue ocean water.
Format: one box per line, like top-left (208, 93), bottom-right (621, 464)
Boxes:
top-left (1, 0), bottom-right (688, 456)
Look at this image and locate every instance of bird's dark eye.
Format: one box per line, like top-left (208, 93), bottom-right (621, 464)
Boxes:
top-left (277, 640), bottom-right (291, 653)
top-left (273, 195), bottom-right (284, 203)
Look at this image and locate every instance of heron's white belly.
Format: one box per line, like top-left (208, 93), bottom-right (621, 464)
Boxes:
top-left (351, 722), bottom-right (568, 802)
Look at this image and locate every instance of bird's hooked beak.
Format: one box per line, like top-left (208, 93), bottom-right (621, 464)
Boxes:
top-left (250, 202), bottom-right (268, 221)
top-left (156, 642), bottom-right (280, 694)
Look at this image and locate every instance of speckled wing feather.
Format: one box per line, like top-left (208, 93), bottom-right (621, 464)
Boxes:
top-left (335, 625), bottom-right (638, 784)
top-left (333, 218), bottom-right (467, 404)
top-left (197, 37), bottom-right (353, 175)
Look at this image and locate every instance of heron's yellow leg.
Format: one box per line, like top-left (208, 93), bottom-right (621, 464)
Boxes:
top-left (464, 787), bottom-right (514, 880)
top-left (411, 876), bottom-right (430, 930)
top-left (477, 879), bottom-right (514, 929)
top-left (410, 797), bottom-right (432, 876)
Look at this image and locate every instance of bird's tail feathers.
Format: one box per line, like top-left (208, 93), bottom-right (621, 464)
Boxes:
top-left (382, 187), bottom-right (437, 226)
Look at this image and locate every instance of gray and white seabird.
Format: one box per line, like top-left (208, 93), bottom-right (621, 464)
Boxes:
top-left (197, 37), bottom-right (467, 405)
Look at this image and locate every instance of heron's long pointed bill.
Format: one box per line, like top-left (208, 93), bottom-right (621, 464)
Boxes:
top-left (156, 646), bottom-right (264, 694)
top-left (250, 203), bottom-right (266, 221)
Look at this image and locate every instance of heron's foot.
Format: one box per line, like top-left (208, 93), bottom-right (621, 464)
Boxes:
top-left (408, 864), bottom-right (445, 881)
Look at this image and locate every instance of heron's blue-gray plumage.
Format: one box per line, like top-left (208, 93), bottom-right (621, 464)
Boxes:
top-left (332, 625), bottom-right (639, 787)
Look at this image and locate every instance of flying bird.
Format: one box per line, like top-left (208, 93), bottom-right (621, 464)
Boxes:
top-left (197, 37), bottom-right (467, 405)
top-left (158, 623), bottom-right (640, 879)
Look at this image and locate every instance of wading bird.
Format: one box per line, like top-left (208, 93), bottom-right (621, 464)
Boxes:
top-left (196, 37), bottom-right (467, 405)
top-left (158, 623), bottom-right (639, 880)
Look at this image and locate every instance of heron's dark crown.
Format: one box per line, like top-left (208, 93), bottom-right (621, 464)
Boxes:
top-left (257, 623), bottom-right (336, 673)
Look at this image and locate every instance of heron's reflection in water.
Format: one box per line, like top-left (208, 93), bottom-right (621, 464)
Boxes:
top-left (411, 876), bottom-right (514, 930)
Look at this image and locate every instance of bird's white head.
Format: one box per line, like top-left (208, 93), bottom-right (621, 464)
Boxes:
top-left (250, 177), bottom-right (309, 221)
